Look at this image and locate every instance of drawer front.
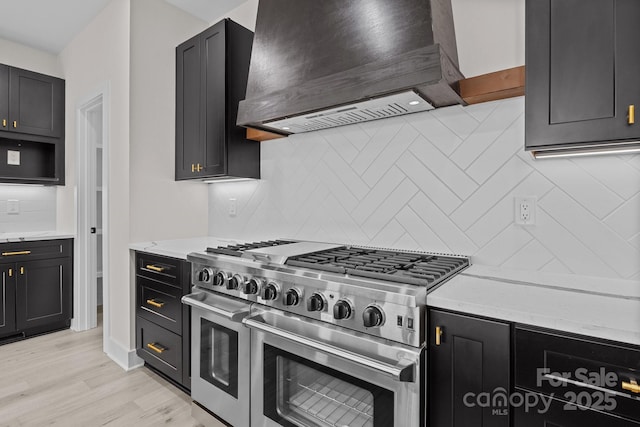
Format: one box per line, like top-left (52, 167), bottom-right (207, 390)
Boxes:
top-left (137, 316), bottom-right (182, 384)
top-left (514, 391), bottom-right (640, 426)
top-left (0, 239), bottom-right (72, 262)
top-left (137, 276), bottom-right (182, 334)
top-left (515, 327), bottom-right (640, 422)
top-left (136, 252), bottom-right (182, 288)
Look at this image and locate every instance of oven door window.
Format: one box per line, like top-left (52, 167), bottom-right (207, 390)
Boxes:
top-left (200, 318), bottom-right (238, 398)
top-left (264, 344), bottom-right (393, 427)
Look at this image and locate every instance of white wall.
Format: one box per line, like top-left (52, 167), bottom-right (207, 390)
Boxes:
top-left (0, 37), bottom-right (62, 78)
top-left (59, 0), bottom-right (131, 351)
top-left (129, 0), bottom-right (209, 244)
top-left (0, 185), bottom-right (56, 232)
top-left (209, 98), bottom-right (640, 282)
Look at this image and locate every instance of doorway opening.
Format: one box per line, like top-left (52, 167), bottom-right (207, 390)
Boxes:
top-left (74, 85), bottom-right (110, 353)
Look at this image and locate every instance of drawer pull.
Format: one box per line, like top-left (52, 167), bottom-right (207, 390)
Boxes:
top-left (435, 326), bottom-right (443, 346)
top-left (146, 299), bottom-right (165, 308)
top-left (147, 342), bottom-right (166, 354)
top-left (622, 380), bottom-right (640, 394)
top-left (145, 264), bottom-right (165, 272)
top-left (2, 250), bottom-right (31, 256)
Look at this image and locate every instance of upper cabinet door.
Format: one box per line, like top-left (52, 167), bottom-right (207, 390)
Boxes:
top-left (0, 65), bottom-right (8, 132)
top-left (525, 0), bottom-right (640, 149)
top-left (200, 22), bottom-right (227, 177)
top-left (176, 34), bottom-right (204, 180)
top-left (8, 67), bottom-right (64, 138)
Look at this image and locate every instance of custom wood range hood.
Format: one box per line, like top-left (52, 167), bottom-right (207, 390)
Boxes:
top-left (237, 0), bottom-right (464, 137)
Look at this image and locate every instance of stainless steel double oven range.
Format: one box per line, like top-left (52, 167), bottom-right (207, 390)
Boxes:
top-left (182, 240), bottom-right (469, 427)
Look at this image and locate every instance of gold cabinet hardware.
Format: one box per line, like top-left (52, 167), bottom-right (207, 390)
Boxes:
top-left (145, 264), bottom-right (165, 272)
top-left (196, 163), bottom-right (203, 172)
top-left (146, 299), bottom-right (165, 308)
top-left (191, 164), bottom-right (195, 173)
top-left (20, 267), bottom-right (24, 275)
top-left (2, 119), bottom-right (6, 127)
top-left (435, 326), bottom-right (443, 346)
top-left (622, 380), bottom-right (640, 394)
top-left (2, 250), bottom-right (31, 256)
top-left (629, 105), bottom-right (635, 125)
top-left (12, 120), bottom-right (17, 128)
top-left (8, 268), bottom-right (12, 277)
top-left (147, 342), bottom-right (166, 354)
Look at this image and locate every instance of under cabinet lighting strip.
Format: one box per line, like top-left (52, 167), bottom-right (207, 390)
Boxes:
top-left (532, 142), bottom-right (640, 159)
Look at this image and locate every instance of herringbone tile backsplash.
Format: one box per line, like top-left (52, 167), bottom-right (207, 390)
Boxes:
top-left (209, 97), bottom-right (640, 280)
top-left (0, 185), bottom-right (56, 233)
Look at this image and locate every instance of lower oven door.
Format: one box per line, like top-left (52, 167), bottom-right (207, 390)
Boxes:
top-left (182, 291), bottom-right (251, 427)
top-left (244, 306), bottom-right (423, 427)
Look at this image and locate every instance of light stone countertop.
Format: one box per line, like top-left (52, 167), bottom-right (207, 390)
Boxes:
top-left (129, 236), bottom-right (245, 260)
top-left (0, 231), bottom-right (75, 243)
top-left (428, 264), bottom-right (640, 346)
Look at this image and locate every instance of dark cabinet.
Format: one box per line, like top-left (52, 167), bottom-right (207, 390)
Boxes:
top-left (515, 326), bottom-right (640, 425)
top-left (0, 239), bottom-right (73, 342)
top-left (525, 0), bottom-right (640, 151)
top-left (135, 252), bottom-right (191, 391)
top-left (428, 309), bottom-right (511, 427)
top-left (175, 18), bottom-right (259, 181)
top-left (0, 63), bottom-right (65, 185)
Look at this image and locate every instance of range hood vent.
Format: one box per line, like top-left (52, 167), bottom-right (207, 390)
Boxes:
top-left (237, 0), bottom-right (464, 135)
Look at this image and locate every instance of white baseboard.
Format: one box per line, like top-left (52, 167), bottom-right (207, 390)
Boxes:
top-left (106, 337), bottom-right (144, 371)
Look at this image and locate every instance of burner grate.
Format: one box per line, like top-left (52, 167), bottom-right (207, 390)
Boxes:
top-left (286, 247), bottom-right (469, 287)
top-left (206, 240), bottom-right (296, 257)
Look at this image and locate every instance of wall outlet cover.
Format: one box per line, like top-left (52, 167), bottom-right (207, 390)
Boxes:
top-left (7, 199), bottom-right (19, 215)
top-left (515, 196), bottom-right (536, 225)
top-left (228, 198), bottom-right (237, 217)
top-left (7, 150), bottom-right (20, 166)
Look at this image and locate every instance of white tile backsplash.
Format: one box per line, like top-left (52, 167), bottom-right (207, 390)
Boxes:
top-left (209, 97), bottom-right (640, 280)
top-left (0, 185), bottom-right (56, 232)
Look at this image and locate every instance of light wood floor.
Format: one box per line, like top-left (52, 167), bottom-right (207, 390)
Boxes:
top-left (0, 317), bottom-right (225, 427)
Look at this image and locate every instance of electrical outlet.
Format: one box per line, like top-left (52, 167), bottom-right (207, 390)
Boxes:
top-left (7, 199), bottom-right (19, 215)
top-left (228, 198), bottom-right (237, 217)
top-left (515, 197), bottom-right (536, 225)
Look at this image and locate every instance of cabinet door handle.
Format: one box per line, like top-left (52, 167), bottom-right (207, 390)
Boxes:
top-left (2, 250), bottom-right (31, 256)
top-left (147, 342), bottom-right (166, 354)
top-left (191, 164), bottom-right (195, 173)
top-left (622, 380), bottom-right (640, 394)
top-left (2, 119), bottom-right (6, 127)
top-left (196, 163), bottom-right (203, 172)
top-left (145, 264), bottom-right (165, 272)
top-left (20, 267), bottom-right (24, 275)
top-left (629, 105), bottom-right (635, 125)
top-left (12, 120), bottom-right (17, 128)
top-left (7, 268), bottom-right (12, 277)
top-left (146, 299), bottom-right (165, 308)
top-left (435, 326), bottom-right (443, 346)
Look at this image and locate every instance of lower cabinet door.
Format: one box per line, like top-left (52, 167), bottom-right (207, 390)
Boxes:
top-left (137, 316), bottom-right (183, 384)
top-left (514, 393), bottom-right (640, 426)
top-left (15, 257), bottom-right (71, 332)
top-left (0, 264), bottom-right (16, 337)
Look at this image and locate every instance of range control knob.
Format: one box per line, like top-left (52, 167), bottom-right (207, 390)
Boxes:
top-left (261, 282), bottom-right (279, 301)
top-left (242, 278), bottom-right (261, 295)
top-left (227, 274), bottom-right (244, 290)
top-left (197, 268), bottom-right (213, 282)
top-left (306, 293), bottom-right (325, 312)
top-left (213, 271), bottom-right (227, 286)
top-left (362, 305), bottom-right (384, 328)
top-left (284, 289), bottom-right (301, 306)
top-left (333, 300), bottom-right (352, 320)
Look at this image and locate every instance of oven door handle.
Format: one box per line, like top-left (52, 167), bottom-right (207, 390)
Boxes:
top-left (182, 292), bottom-right (250, 322)
top-left (243, 316), bottom-right (417, 382)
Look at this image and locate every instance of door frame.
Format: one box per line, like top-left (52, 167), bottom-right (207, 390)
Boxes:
top-left (72, 82), bottom-right (110, 354)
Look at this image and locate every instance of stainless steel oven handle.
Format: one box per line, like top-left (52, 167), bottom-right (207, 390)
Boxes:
top-left (243, 316), bottom-right (416, 382)
top-left (182, 293), bottom-right (250, 322)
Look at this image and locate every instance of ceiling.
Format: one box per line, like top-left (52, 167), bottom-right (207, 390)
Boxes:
top-left (0, 0), bottom-right (247, 54)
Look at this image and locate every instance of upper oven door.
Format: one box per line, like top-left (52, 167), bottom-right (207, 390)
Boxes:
top-left (182, 291), bottom-right (251, 427)
top-left (244, 306), bottom-right (423, 427)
